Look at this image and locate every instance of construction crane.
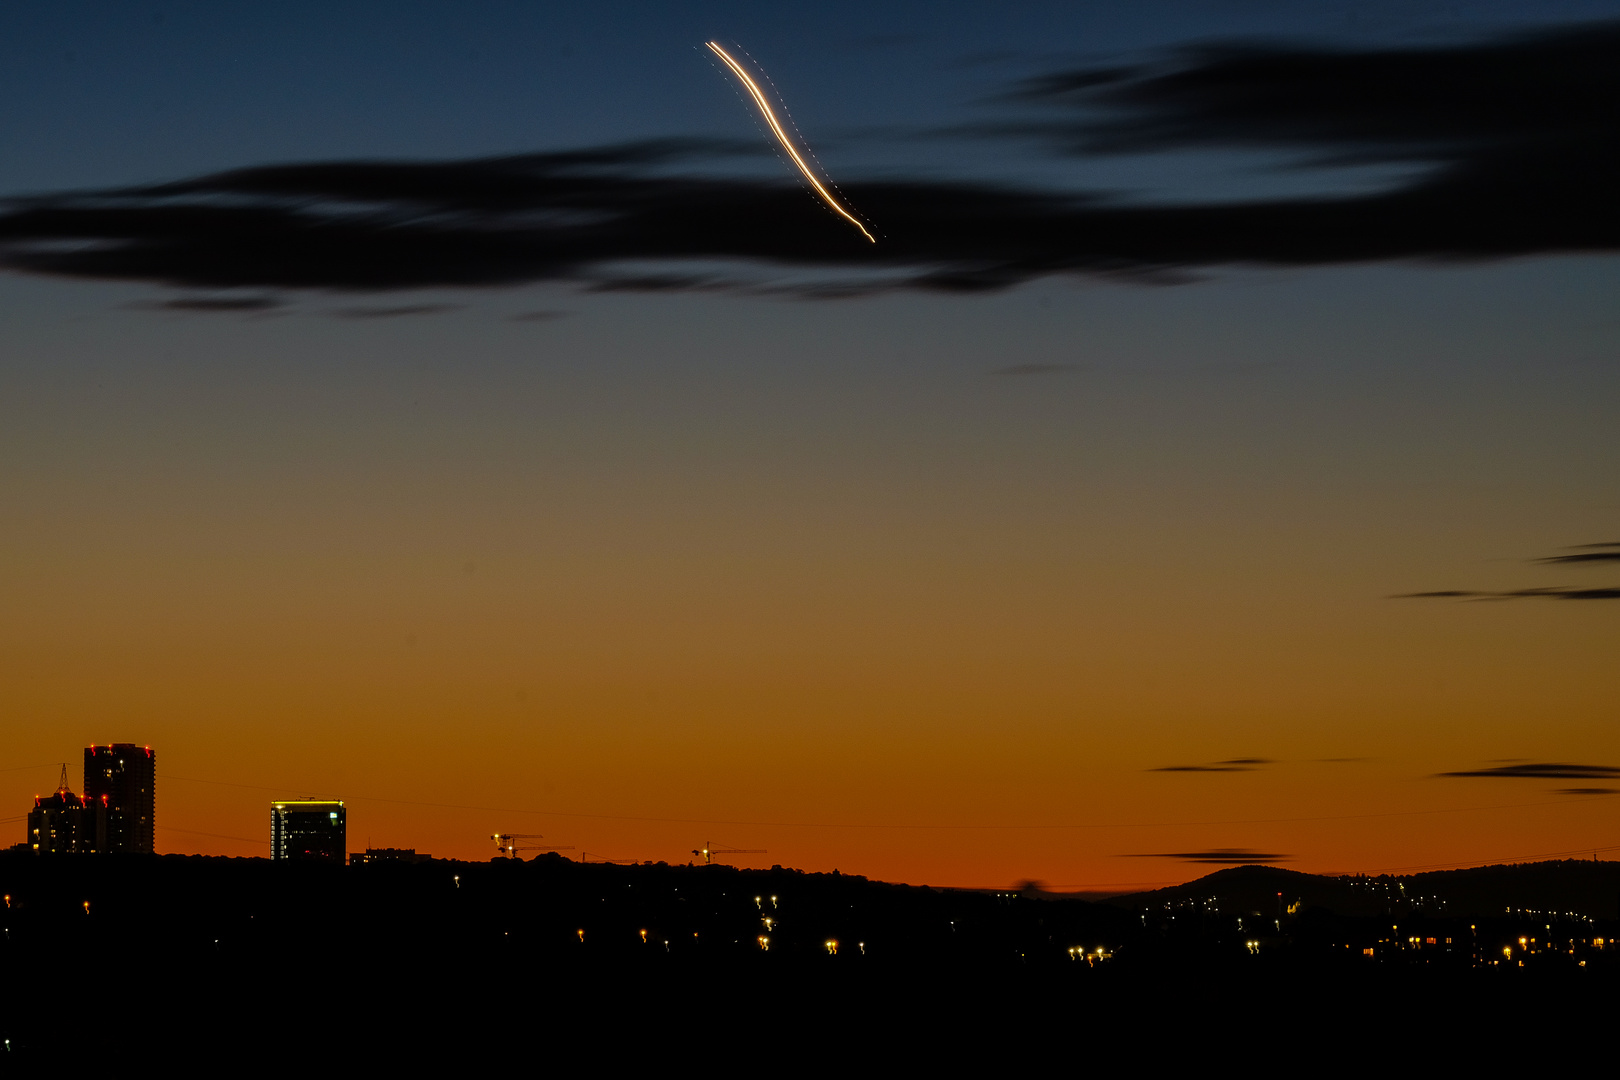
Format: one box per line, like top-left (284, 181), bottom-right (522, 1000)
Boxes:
top-left (491, 833), bottom-right (575, 859)
top-left (692, 841), bottom-right (767, 866)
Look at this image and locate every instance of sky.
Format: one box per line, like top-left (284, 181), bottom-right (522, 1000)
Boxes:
top-left (2, 1), bottom-right (1618, 889)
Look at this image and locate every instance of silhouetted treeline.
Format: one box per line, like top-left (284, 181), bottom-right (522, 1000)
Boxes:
top-left (2, 853), bottom-right (1616, 1065)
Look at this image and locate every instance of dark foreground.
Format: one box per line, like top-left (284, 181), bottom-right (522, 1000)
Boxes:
top-left (3, 853), bottom-right (1615, 1065)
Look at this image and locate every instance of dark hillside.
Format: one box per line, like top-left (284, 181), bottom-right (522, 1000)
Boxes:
top-left (1108, 865), bottom-right (1382, 918)
top-left (1109, 860), bottom-right (1620, 920)
top-left (1407, 860), bottom-right (1620, 919)
top-left (2, 851), bottom-right (1617, 1065)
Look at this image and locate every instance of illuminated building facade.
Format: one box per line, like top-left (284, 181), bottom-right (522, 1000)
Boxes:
top-left (350, 848), bottom-right (431, 865)
top-left (271, 800), bottom-right (346, 862)
top-left (83, 744), bottom-right (156, 854)
top-left (27, 772), bottom-right (108, 853)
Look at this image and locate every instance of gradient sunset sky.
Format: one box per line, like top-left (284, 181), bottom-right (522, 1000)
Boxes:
top-left (3, 0), bottom-right (1618, 888)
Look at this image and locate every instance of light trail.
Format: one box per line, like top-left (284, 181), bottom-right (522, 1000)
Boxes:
top-left (706, 40), bottom-right (876, 243)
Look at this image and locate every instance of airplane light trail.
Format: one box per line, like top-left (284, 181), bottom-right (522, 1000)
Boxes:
top-left (706, 41), bottom-right (876, 243)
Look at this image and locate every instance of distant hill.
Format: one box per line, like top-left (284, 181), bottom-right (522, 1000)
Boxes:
top-left (1108, 859), bottom-right (1620, 919)
top-left (2, 850), bottom-right (1617, 1064)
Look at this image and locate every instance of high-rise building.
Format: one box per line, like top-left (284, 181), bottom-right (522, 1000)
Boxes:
top-left (271, 800), bottom-right (346, 862)
top-left (27, 768), bottom-right (108, 853)
top-left (83, 744), bottom-right (155, 854)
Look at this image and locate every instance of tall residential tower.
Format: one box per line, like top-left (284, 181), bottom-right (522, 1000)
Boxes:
top-left (27, 766), bottom-right (107, 853)
top-left (83, 744), bottom-right (155, 854)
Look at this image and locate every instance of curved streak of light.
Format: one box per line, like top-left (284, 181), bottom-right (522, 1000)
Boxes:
top-left (706, 41), bottom-right (876, 243)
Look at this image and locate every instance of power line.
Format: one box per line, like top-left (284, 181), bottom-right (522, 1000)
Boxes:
top-left (157, 772), bottom-right (1619, 833)
top-left (155, 824), bottom-right (267, 846)
top-left (1374, 841), bottom-right (1620, 875)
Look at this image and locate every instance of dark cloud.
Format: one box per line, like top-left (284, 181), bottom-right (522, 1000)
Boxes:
top-left (1151, 765), bottom-right (1251, 772)
top-left (1438, 763), bottom-right (1620, 779)
top-left (1, 24), bottom-right (1616, 298)
top-left (328, 303), bottom-right (458, 319)
top-left (1124, 848), bottom-right (1289, 864)
top-left (1556, 788), bottom-right (1619, 796)
top-left (1014, 22), bottom-right (1618, 164)
top-left (1150, 757), bottom-right (1271, 772)
top-left (1395, 587), bottom-right (1620, 601)
top-left (144, 295), bottom-right (282, 312)
top-left (1397, 539), bottom-right (1620, 597)
top-left (1537, 542), bottom-right (1620, 565)
top-left (583, 273), bottom-right (742, 294)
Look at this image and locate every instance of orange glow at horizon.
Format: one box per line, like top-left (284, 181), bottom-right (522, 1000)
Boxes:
top-left (0, 264), bottom-right (1616, 891)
